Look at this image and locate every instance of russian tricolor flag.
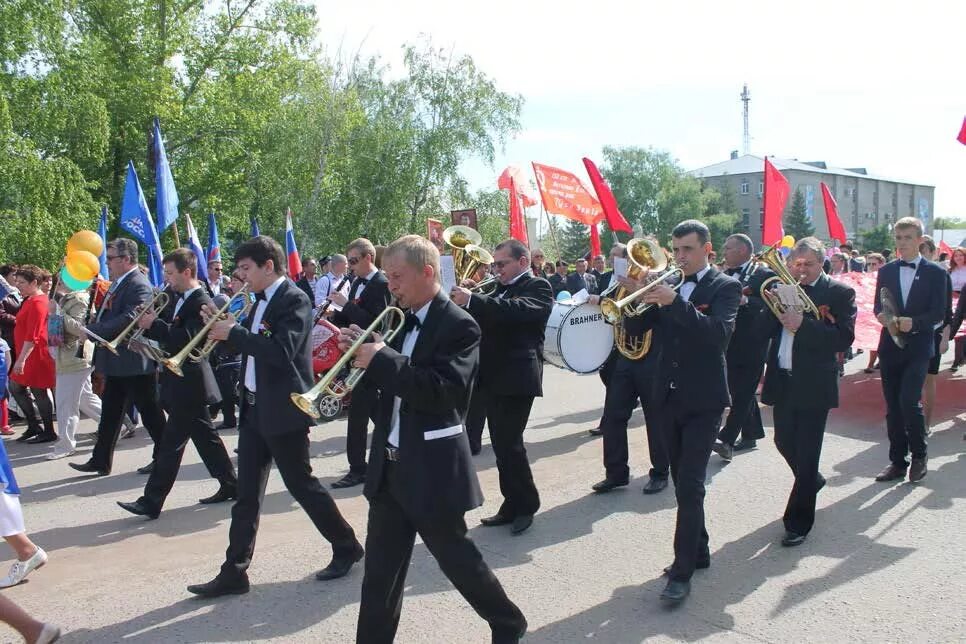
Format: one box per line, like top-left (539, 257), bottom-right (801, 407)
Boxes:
top-left (206, 212), bottom-right (222, 264)
top-left (185, 213), bottom-right (210, 283)
top-left (285, 208), bottom-right (302, 279)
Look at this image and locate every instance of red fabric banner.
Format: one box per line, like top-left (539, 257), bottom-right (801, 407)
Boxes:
top-left (830, 272), bottom-right (880, 350)
top-left (939, 239), bottom-right (953, 256)
top-left (762, 158), bottom-right (789, 246)
top-left (589, 224), bottom-right (601, 258)
top-left (958, 116), bottom-right (966, 145)
top-left (508, 177), bottom-right (529, 245)
top-left (821, 182), bottom-right (848, 245)
top-left (532, 162), bottom-right (603, 225)
top-left (498, 166), bottom-right (538, 207)
top-left (582, 157), bottom-right (632, 234)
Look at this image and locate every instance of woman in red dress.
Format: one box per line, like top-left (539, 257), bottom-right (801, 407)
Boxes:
top-left (8, 266), bottom-right (56, 444)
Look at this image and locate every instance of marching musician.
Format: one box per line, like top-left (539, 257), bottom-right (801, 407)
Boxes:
top-left (758, 237), bottom-right (855, 547)
top-left (711, 234), bottom-right (774, 461)
top-left (187, 236), bottom-right (363, 598)
top-left (465, 264), bottom-right (493, 456)
top-left (873, 217), bottom-right (946, 484)
top-left (344, 235), bottom-right (527, 643)
top-left (116, 249), bottom-right (238, 520)
top-left (328, 239), bottom-right (391, 489)
top-left (70, 238), bottom-right (166, 477)
top-left (637, 220), bottom-right (741, 604)
top-left (450, 239), bottom-right (553, 536)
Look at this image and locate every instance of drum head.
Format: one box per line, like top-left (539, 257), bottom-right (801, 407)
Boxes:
top-left (545, 302), bottom-right (613, 373)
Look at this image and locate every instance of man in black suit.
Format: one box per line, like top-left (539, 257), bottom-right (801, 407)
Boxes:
top-left (566, 258), bottom-right (598, 295)
top-left (759, 237), bottom-right (856, 546)
top-left (873, 217), bottom-right (946, 484)
top-left (343, 235), bottom-right (526, 644)
top-left (638, 219), bottom-right (741, 604)
top-left (70, 238), bottom-right (166, 476)
top-left (548, 260), bottom-right (569, 297)
top-left (115, 249), bottom-right (238, 519)
top-left (294, 257), bottom-right (319, 308)
top-left (327, 238), bottom-right (391, 488)
top-left (711, 234), bottom-right (774, 460)
top-left (186, 236), bottom-right (363, 598)
top-left (451, 239), bottom-right (554, 535)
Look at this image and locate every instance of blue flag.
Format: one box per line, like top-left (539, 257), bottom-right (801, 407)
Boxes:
top-left (153, 117), bottom-right (179, 233)
top-left (206, 212), bottom-right (222, 264)
top-left (98, 206), bottom-right (109, 279)
top-left (119, 161), bottom-right (164, 287)
top-left (185, 214), bottom-right (210, 284)
top-left (250, 215), bottom-right (260, 238)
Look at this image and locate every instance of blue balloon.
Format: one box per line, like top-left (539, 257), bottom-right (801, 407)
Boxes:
top-left (780, 247), bottom-right (791, 257)
top-left (556, 290), bottom-right (572, 302)
top-left (60, 266), bottom-right (93, 291)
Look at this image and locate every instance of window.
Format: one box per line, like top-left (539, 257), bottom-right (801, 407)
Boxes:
top-left (740, 180), bottom-right (749, 195)
top-left (759, 207), bottom-right (765, 229)
top-left (758, 182), bottom-right (764, 197)
top-left (741, 208), bottom-right (750, 227)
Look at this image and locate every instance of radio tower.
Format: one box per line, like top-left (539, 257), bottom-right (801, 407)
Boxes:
top-left (741, 83), bottom-right (751, 156)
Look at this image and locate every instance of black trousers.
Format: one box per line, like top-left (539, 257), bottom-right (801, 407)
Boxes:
top-left (483, 390), bottom-right (540, 518)
top-left (90, 374), bottom-right (166, 472)
top-left (660, 393), bottom-right (721, 582)
top-left (212, 362), bottom-right (240, 424)
top-left (465, 385), bottom-right (487, 454)
top-left (718, 361), bottom-right (766, 445)
top-left (880, 354), bottom-right (929, 465)
top-left (601, 357), bottom-right (668, 482)
top-left (357, 463), bottom-right (526, 644)
top-left (346, 378), bottom-right (378, 474)
top-left (221, 410), bottom-right (357, 578)
top-left (773, 401), bottom-right (828, 536)
top-left (140, 403), bottom-right (237, 512)
top-left (8, 382), bottom-right (53, 436)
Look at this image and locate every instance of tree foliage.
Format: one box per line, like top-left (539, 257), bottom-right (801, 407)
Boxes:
top-left (862, 224), bottom-right (893, 254)
top-left (784, 188), bottom-right (815, 240)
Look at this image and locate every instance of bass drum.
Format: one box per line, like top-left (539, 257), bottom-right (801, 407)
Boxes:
top-left (544, 302), bottom-right (613, 374)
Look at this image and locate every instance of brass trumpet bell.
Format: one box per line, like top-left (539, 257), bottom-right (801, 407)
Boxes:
top-left (443, 225), bottom-right (483, 281)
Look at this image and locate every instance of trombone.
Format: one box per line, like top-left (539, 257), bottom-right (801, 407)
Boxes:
top-left (754, 243), bottom-right (820, 321)
top-left (161, 286), bottom-right (253, 376)
top-left (291, 306), bottom-right (406, 419)
top-left (94, 290), bottom-right (170, 356)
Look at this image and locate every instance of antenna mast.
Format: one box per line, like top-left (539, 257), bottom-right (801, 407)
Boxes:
top-left (741, 83), bottom-right (751, 155)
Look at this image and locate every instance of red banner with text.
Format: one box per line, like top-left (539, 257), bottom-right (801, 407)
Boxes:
top-left (531, 162), bottom-right (603, 225)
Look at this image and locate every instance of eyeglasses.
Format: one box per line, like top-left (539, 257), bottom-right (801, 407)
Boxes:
top-left (105, 255), bottom-right (119, 261)
top-left (493, 259), bottom-right (516, 268)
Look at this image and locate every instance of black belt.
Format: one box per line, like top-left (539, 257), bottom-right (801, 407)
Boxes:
top-left (243, 388), bottom-right (257, 406)
top-left (385, 446), bottom-right (400, 462)
top-left (778, 368), bottom-right (793, 377)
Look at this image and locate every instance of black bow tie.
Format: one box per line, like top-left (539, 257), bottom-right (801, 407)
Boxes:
top-left (726, 267), bottom-right (742, 277)
top-left (683, 273), bottom-right (700, 284)
top-left (898, 260), bottom-right (918, 269)
top-left (403, 312), bottom-right (422, 334)
top-left (356, 277), bottom-right (369, 286)
top-left (254, 291), bottom-right (267, 302)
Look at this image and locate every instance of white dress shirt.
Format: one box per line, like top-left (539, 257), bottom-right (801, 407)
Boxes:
top-left (173, 286), bottom-right (201, 318)
top-left (243, 276), bottom-right (286, 392)
top-left (898, 254), bottom-right (922, 306)
top-left (678, 265), bottom-right (711, 303)
top-left (354, 268), bottom-right (380, 299)
top-left (387, 300), bottom-right (432, 448)
top-left (313, 271), bottom-right (350, 308)
top-left (777, 276), bottom-right (822, 370)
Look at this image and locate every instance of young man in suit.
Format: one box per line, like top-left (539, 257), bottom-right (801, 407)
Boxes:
top-left (344, 235), bottom-right (527, 644)
top-left (451, 239), bottom-right (554, 535)
top-left (328, 238), bottom-right (391, 488)
top-left (115, 249), bottom-right (238, 519)
top-left (70, 238), bottom-right (166, 477)
top-left (759, 237), bottom-right (856, 546)
top-left (187, 236), bottom-right (363, 598)
top-left (638, 219), bottom-right (741, 604)
top-left (294, 257), bottom-right (319, 307)
top-left (873, 217), bottom-right (947, 484)
top-left (712, 234), bottom-right (774, 460)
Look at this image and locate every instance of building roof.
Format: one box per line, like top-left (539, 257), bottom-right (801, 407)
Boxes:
top-left (688, 154), bottom-right (932, 187)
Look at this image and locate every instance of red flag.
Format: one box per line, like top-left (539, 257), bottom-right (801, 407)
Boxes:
top-left (939, 239), bottom-right (953, 256)
top-left (958, 117), bottom-right (966, 145)
top-left (531, 162), bottom-right (603, 225)
top-left (762, 158), bottom-right (789, 246)
top-left (589, 224), bottom-right (601, 258)
top-left (508, 177), bottom-right (529, 245)
top-left (582, 157), bottom-right (632, 234)
top-left (498, 166), bottom-right (538, 207)
top-left (820, 182), bottom-right (847, 245)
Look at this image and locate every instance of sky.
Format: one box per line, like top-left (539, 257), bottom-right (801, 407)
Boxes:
top-left (314, 0), bottom-right (966, 219)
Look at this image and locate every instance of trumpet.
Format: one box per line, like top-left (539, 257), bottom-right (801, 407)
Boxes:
top-left (467, 274), bottom-right (499, 294)
top-left (754, 243), bottom-right (820, 322)
top-left (161, 287), bottom-right (253, 376)
top-left (97, 290), bottom-right (170, 355)
top-left (291, 306), bottom-right (406, 419)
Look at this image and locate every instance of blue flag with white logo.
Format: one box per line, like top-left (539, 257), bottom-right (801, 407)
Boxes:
top-left (119, 161), bottom-right (163, 287)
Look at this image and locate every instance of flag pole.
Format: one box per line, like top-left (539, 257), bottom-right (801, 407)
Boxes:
top-left (542, 203), bottom-right (561, 261)
top-left (170, 221), bottom-right (181, 248)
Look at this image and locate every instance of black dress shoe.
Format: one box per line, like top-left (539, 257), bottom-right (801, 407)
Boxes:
top-left (909, 458), bottom-right (927, 482)
top-left (25, 433), bottom-right (57, 444)
top-left (331, 471), bottom-right (365, 489)
top-left (216, 422), bottom-right (237, 430)
top-left (733, 438), bottom-right (757, 451)
top-left (315, 543), bottom-right (364, 580)
top-left (69, 461), bottom-right (109, 476)
top-left (199, 484), bottom-right (237, 504)
top-left (663, 560), bottom-right (709, 576)
top-left (875, 464), bottom-right (907, 482)
top-left (660, 579), bottom-right (691, 604)
top-left (470, 447), bottom-right (482, 456)
top-left (15, 429), bottom-right (39, 443)
top-left (480, 513), bottom-right (514, 527)
top-left (187, 573), bottom-right (250, 598)
top-left (592, 477), bottom-right (629, 493)
top-left (588, 427), bottom-right (603, 437)
top-left (137, 461), bottom-right (155, 475)
top-left (781, 531), bottom-right (807, 547)
top-left (511, 514), bottom-right (533, 535)
top-left (711, 440), bottom-right (733, 462)
top-left (816, 474), bottom-right (827, 493)
top-left (117, 500), bottom-right (160, 520)
top-left (642, 477), bottom-right (668, 495)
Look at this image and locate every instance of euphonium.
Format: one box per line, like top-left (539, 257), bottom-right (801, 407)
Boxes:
top-left (161, 286), bottom-right (253, 377)
top-left (754, 243), bottom-right (820, 321)
top-left (443, 225), bottom-right (483, 280)
top-left (99, 290), bottom-right (170, 356)
top-left (290, 306), bottom-right (406, 419)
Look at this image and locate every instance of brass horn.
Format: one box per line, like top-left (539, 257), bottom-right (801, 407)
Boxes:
top-left (443, 225), bottom-right (483, 280)
top-left (98, 290), bottom-right (170, 356)
top-left (754, 243), bottom-right (821, 322)
top-left (161, 286), bottom-right (253, 376)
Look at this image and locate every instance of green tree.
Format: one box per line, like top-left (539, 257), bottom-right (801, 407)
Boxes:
top-left (933, 217), bottom-right (966, 230)
top-left (862, 224), bottom-right (893, 254)
top-left (784, 188), bottom-right (816, 240)
top-left (557, 219), bottom-right (591, 263)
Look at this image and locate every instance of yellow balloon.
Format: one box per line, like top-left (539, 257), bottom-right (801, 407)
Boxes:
top-left (65, 250), bottom-right (101, 281)
top-left (66, 230), bottom-right (103, 257)
top-left (781, 234), bottom-right (795, 248)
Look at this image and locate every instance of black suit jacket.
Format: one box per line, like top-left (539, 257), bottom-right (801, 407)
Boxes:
top-left (364, 291), bottom-right (484, 518)
top-left (725, 263), bottom-right (775, 367)
top-left (145, 288), bottom-right (220, 408)
top-left (566, 271), bottom-right (598, 295)
top-left (874, 259), bottom-right (946, 360)
top-left (548, 273), bottom-right (567, 296)
top-left (294, 276), bottom-right (316, 306)
top-left (760, 275), bottom-right (856, 409)
top-left (640, 267), bottom-right (741, 411)
top-left (466, 273), bottom-right (554, 397)
top-left (88, 270), bottom-right (158, 378)
top-left (227, 279), bottom-right (316, 435)
top-left (330, 271), bottom-right (391, 329)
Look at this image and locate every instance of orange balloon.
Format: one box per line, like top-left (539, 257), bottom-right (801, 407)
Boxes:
top-left (66, 230), bottom-right (103, 257)
top-left (65, 250), bottom-right (101, 281)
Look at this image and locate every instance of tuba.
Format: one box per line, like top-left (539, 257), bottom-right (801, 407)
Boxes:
top-left (600, 238), bottom-right (683, 360)
top-left (443, 226), bottom-right (494, 282)
top-left (755, 243), bottom-right (821, 322)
